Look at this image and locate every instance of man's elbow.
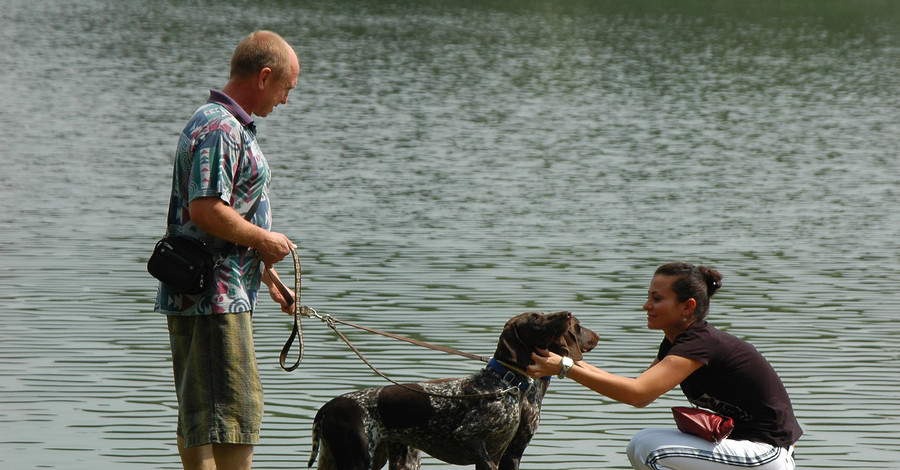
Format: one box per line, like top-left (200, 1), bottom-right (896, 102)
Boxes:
top-left (187, 198), bottom-right (222, 231)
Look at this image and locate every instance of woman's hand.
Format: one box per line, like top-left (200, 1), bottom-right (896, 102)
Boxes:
top-left (526, 348), bottom-right (563, 378)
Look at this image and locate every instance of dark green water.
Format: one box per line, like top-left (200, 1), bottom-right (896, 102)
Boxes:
top-left (2, 0), bottom-right (899, 468)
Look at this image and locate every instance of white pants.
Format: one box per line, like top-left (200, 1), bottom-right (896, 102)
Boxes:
top-left (627, 429), bottom-right (796, 470)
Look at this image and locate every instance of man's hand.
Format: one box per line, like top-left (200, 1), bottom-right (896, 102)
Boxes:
top-left (263, 266), bottom-right (295, 314)
top-left (256, 231), bottom-right (296, 268)
top-left (188, 197), bottom-right (297, 267)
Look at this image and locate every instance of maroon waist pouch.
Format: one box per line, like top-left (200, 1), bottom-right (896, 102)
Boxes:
top-left (672, 406), bottom-right (735, 442)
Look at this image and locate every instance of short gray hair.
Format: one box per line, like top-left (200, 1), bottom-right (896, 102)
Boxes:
top-left (230, 30), bottom-right (293, 80)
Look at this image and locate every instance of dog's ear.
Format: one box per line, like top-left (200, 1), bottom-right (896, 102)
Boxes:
top-left (548, 316), bottom-right (599, 361)
top-left (548, 330), bottom-right (577, 361)
top-left (493, 313), bottom-right (535, 368)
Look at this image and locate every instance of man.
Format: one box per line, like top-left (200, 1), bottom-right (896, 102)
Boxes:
top-left (154, 30), bottom-right (300, 470)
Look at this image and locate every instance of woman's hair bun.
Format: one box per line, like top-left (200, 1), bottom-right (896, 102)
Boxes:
top-left (699, 266), bottom-right (723, 297)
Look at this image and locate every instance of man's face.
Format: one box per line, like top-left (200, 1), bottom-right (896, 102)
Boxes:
top-left (257, 57), bottom-right (299, 117)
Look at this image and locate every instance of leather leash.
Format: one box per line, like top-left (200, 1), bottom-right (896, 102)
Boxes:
top-left (328, 317), bottom-right (489, 363)
top-left (266, 244), bottom-right (304, 371)
top-left (267, 247), bottom-right (518, 398)
top-left (319, 315), bottom-right (516, 399)
top-left (268, 246), bottom-right (489, 368)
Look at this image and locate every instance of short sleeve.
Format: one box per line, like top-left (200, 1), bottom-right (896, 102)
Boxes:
top-left (187, 116), bottom-right (243, 205)
top-left (660, 323), bottom-right (713, 366)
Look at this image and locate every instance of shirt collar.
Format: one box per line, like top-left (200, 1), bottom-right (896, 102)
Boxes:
top-left (208, 89), bottom-right (256, 134)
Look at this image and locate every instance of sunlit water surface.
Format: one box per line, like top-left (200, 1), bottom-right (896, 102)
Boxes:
top-left (2, 1), bottom-right (899, 468)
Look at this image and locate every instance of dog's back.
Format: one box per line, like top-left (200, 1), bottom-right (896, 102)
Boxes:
top-left (310, 370), bottom-right (527, 469)
top-left (308, 311), bottom-right (599, 470)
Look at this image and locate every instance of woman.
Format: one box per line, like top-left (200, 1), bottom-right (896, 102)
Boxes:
top-left (527, 262), bottom-right (802, 470)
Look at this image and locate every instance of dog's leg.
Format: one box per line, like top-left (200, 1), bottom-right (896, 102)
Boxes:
top-left (313, 396), bottom-right (373, 470)
top-left (498, 381), bottom-right (548, 470)
top-left (451, 418), bottom-right (512, 470)
top-left (386, 444), bottom-right (421, 470)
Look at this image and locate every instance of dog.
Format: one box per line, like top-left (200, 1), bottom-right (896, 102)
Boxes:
top-left (308, 310), bottom-right (599, 470)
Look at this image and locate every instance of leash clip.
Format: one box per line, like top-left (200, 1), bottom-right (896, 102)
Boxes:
top-left (301, 305), bottom-right (318, 319)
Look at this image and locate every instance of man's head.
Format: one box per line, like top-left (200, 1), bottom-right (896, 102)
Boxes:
top-left (227, 30), bottom-right (300, 117)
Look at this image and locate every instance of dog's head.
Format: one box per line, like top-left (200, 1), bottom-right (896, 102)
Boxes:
top-left (494, 311), bottom-right (598, 370)
top-left (546, 314), bottom-right (599, 362)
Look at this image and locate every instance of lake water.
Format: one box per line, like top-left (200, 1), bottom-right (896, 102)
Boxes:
top-left (2, 0), bottom-right (899, 468)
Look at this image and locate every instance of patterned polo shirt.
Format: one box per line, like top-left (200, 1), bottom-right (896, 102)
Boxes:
top-left (155, 90), bottom-right (272, 315)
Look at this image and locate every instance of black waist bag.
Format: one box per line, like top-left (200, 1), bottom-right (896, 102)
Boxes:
top-left (150, 194), bottom-right (261, 295)
top-left (147, 236), bottom-right (216, 295)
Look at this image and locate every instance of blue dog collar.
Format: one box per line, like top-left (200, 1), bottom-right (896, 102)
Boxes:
top-left (488, 358), bottom-right (535, 392)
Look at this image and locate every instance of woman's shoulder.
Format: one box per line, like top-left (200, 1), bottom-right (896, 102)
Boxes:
top-left (670, 322), bottom-right (754, 357)
top-left (688, 322), bottom-right (770, 368)
top-left (682, 322), bottom-right (753, 347)
top-left (675, 321), bottom-right (715, 342)
top-left (664, 322), bottom-right (714, 363)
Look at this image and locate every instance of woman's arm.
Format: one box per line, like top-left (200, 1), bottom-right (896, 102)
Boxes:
top-left (528, 351), bottom-right (702, 407)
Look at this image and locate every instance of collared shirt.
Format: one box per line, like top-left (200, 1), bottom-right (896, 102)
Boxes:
top-left (209, 89), bottom-right (256, 132)
top-left (155, 90), bottom-right (272, 315)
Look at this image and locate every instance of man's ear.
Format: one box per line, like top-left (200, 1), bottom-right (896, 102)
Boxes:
top-left (257, 67), bottom-right (274, 90)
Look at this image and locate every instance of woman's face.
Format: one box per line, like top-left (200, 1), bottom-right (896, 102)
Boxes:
top-left (643, 275), bottom-right (692, 335)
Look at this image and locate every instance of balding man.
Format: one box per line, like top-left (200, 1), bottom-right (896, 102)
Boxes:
top-left (155, 30), bottom-right (300, 470)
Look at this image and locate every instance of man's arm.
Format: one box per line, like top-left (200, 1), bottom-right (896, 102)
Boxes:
top-left (188, 196), bottom-right (294, 267)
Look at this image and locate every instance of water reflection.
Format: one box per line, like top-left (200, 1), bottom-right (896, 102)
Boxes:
top-left (2, 0), bottom-right (900, 469)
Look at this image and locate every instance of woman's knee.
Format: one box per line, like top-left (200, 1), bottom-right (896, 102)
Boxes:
top-left (627, 428), bottom-right (669, 470)
top-left (627, 429), bottom-right (795, 470)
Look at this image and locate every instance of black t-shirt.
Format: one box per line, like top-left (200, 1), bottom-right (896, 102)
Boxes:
top-left (657, 321), bottom-right (802, 447)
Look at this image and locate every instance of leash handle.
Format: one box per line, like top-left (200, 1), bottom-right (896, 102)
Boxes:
top-left (279, 312), bottom-right (301, 371)
top-left (270, 245), bottom-right (303, 372)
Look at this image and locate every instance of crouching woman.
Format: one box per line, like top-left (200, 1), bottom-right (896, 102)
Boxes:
top-left (527, 262), bottom-right (802, 470)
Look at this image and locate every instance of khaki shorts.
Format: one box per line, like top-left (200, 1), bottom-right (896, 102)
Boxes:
top-left (167, 312), bottom-right (262, 447)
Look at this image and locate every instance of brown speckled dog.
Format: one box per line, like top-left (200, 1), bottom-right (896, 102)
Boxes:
top-left (308, 311), bottom-right (599, 470)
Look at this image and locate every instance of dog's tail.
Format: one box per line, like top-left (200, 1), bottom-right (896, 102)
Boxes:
top-left (308, 412), bottom-right (321, 468)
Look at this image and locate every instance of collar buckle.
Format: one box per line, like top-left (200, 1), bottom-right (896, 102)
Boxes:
top-left (489, 358), bottom-right (534, 393)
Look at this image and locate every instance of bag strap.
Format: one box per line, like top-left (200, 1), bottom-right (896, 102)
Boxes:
top-left (242, 195), bottom-right (263, 222)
